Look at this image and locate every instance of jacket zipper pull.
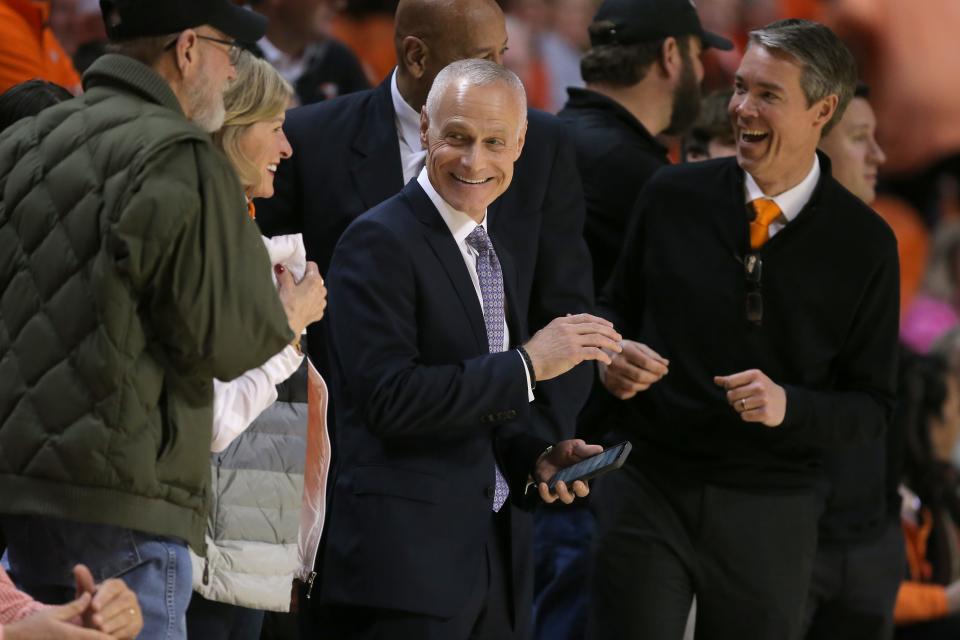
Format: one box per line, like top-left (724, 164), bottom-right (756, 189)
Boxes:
top-left (202, 560), bottom-right (210, 586)
top-left (305, 571), bottom-right (317, 599)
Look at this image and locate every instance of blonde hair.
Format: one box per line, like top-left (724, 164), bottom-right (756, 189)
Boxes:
top-left (213, 52), bottom-right (294, 190)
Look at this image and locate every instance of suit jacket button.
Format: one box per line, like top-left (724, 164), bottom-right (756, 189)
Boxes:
top-left (485, 485), bottom-right (495, 499)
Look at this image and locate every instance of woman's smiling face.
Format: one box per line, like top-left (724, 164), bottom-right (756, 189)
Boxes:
top-left (238, 113), bottom-right (293, 199)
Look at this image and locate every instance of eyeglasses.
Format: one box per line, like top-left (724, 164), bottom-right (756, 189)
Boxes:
top-left (743, 253), bottom-right (763, 326)
top-left (164, 33), bottom-right (243, 66)
top-left (197, 35), bottom-right (243, 66)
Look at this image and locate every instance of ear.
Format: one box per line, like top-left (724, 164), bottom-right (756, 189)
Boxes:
top-left (401, 36), bottom-right (429, 80)
top-left (174, 29), bottom-right (200, 77)
top-left (419, 107), bottom-right (430, 150)
top-left (515, 119), bottom-right (528, 158)
top-left (658, 37), bottom-right (682, 80)
top-left (811, 94), bottom-right (839, 131)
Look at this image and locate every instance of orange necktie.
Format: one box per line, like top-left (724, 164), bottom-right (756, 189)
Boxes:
top-left (749, 199), bottom-right (782, 249)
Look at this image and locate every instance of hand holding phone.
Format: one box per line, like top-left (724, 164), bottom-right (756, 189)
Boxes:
top-left (546, 441), bottom-right (632, 491)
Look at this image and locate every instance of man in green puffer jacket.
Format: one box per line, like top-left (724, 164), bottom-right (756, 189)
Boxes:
top-left (0, 1), bottom-right (308, 638)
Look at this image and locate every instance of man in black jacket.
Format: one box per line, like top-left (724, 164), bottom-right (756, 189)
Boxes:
top-left (535, 2), bottom-right (731, 639)
top-left (559, 0), bottom-right (731, 292)
top-left (591, 19), bottom-right (899, 639)
top-left (248, 0), bottom-right (370, 105)
top-left (801, 84), bottom-right (904, 640)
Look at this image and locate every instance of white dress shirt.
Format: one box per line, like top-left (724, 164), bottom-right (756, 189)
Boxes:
top-left (391, 68), bottom-right (427, 184)
top-left (743, 154), bottom-right (820, 239)
top-left (417, 169), bottom-right (535, 401)
top-left (258, 37), bottom-right (309, 88)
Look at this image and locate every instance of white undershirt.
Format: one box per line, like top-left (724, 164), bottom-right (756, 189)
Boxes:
top-left (391, 68), bottom-right (427, 185)
top-left (210, 234), bottom-right (307, 452)
top-left (417, 169), bottom-right (534, 401)
top-left (743, 154), bottom-right (820, 239)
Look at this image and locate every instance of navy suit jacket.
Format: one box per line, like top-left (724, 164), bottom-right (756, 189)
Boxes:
top-left (255, 76), bottom-right (595, 443)
top-left (321, 179), bottom-right (551, 621)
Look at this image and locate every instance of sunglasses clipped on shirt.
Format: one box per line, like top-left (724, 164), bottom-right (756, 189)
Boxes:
top-left (743, 253), bottom-right (763, 326)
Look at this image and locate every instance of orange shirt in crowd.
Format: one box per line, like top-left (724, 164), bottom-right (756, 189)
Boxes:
top-left (0, 0), bottom-right (81, 95)
top-left (873, 194), bottom-right (930, 317)
top-left (331, 13), bottom-right (396, 86)
top-left (896, 508), bottom-right (950, 624)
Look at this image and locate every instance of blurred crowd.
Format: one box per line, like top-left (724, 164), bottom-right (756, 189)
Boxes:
top-left (3, 0), bottom-right (960, 640)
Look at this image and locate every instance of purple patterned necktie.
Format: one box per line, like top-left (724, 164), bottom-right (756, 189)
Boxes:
top-left (466, 225), bottom-right (510, 512)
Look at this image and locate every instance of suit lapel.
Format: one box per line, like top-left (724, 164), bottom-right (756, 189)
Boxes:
top-left (350, 78), bottom-right (405, 211)
top-left (490, 232), bottom-right (523, 345)
top-left (404, 182), bottom-right (488, 353)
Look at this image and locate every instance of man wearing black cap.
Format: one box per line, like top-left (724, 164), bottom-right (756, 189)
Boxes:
top-left (532, 3), bottom-right (731, 639)
top-left (0, 2), bottom-right (309, 638)
top-left (591, 19), bottom-right (899, 639)
top-left (561, 0), bottom-right (732, 292)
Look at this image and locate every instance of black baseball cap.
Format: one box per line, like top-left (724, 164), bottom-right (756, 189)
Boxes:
top-left (590, 0), bottom-right (733, 51)
top-left (100, 0), bottom-right (268, 43)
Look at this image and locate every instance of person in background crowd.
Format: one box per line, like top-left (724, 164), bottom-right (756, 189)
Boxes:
top-left (0, 0), bottom-right (307, 637)
top-left (48, 0), bottom-right (108, 73)
top-left (0, 0), bottom-right (81, 94)
top-left (894, 342), bottom-right (960, 638)
top-left (682, 89), bottom-right (736, 162)
top-left (1, 563), bottom-right (142, 640)
top-left (321, 58), bottom-right (616, 640)
top-left (802, 81), bottom-right (904, 640)
top-left (184, 52), bottom-right (328, 640)
top-left (248, 0), bottom-right (370, 106)
top-left (562, 0), bottom-right (730, 292)
top-left (535, 2), bottom-right (730, 638)
top-left (0, 79), bottom-right (73, 133)
top-left (592, 19), bottom-right (898, 639)
top-left (328, 0), bottom-right (397, 83)
top-left (901, 223), bottom-right (960, 354)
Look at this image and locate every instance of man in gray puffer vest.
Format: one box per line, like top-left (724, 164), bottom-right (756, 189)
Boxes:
top-left (0, 1), bottom-right (316, 638)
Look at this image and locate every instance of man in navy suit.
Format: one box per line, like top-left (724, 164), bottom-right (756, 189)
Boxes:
top-left (254, 0), bottom-right (594, 447)
top-left (319, 59), bottom-right (621, 640)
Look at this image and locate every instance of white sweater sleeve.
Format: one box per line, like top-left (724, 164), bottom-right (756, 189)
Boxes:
top-left (210, 345), bottom-right (305, 452)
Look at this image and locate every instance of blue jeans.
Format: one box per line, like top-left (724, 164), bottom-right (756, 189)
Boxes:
top-left (2, 515), bottom-right (193, 640)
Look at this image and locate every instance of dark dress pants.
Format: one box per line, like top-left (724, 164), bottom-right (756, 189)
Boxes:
top-left (186, 592), bottom-right (265, 640)
top-left (803, 519), bottom-right (905, 640)
top-left (301, 509), bottom-right (522, 640)
top-left (588, 464), bottom-right (822, 640)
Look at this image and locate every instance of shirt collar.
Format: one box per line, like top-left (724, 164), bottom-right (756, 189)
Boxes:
top-left (417, 167), bottom-right (488, 246)
top-left (743, 154), bottom-right (820, 223)
top-left (391, 68), bottom-right (423, 152)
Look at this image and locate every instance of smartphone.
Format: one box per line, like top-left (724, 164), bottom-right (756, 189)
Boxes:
top-left (547, 441), bottom-right (632, 490)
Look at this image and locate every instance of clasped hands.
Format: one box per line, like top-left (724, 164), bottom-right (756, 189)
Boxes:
top-left (598, 339), bottom-right (787, 427)
top-left (5, 564), bottom-right (142, 640)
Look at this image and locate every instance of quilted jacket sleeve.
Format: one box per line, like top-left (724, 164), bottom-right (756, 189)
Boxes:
top-left (111, 140), bottom-right (293, 381)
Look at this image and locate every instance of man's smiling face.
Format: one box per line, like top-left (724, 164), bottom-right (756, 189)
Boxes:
top-left (421, 78), bottom-right (526, 220)
top-left (729, 44), bottom-right (835, 194)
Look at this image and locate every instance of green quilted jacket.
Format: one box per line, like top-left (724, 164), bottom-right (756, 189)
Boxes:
top-left (0, 54), bottom-right (292, 550)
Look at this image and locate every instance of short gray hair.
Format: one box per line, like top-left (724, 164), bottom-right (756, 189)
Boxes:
top-left (748, 19), bottom-right (857, 136)
top-left (425, 59), bottom-right (527, 131)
